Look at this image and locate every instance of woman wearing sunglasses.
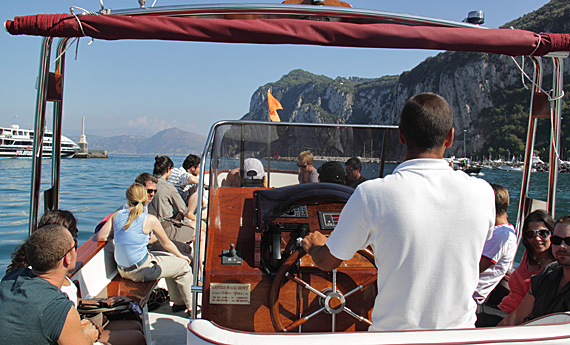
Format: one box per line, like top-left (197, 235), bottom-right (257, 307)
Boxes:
top-left (498, 209), bottom-right (555, 314)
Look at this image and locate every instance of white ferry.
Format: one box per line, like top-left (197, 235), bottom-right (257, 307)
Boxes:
top-left (0, 125), bottom-right (79, 158)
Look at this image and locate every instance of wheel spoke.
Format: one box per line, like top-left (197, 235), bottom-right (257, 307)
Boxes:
top-left (342, 306), bottom-right (373, 326)
top-left (332, 313), bottom-right (336, 332)
top-left (283, 307), bottom-right (326, 332)
top-left (285, 272), bottom-right (327, 298)
top-left (332, 269), bottom-right (337, 292)
top-left (343, 274), bottom-right (377, 298)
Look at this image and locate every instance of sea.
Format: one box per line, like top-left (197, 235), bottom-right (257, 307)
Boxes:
top-left (1, 154), bottom-right (570, 276)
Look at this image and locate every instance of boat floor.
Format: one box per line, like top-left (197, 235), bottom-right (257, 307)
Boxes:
top-left (149, 303), bottom-right (189, 345)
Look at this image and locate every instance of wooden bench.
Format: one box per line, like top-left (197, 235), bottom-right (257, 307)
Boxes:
top-left (70, 233), bottom-right (158, 344)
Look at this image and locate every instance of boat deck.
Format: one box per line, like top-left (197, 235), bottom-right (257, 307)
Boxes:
top-left (149, 304), bottom-right (189, 345)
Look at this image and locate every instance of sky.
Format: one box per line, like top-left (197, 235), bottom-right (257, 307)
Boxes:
top-left (1, 0), bottom-right (550, 137)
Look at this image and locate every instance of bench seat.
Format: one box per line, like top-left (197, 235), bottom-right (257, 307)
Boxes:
top-left (95, 274), bottom-right (158, 307)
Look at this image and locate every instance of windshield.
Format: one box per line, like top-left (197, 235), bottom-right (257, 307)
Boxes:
top-left (204, 121), bottom-right (400, 192)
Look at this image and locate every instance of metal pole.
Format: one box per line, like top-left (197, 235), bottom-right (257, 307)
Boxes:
top-left (516, 56), bottom-right (542, 239)
top-left (29, 37), bottom-right (53, 235)
top-left (547, 57), bottom-right (564, 217)
top-left (50, 38), bottom-right (70, 211)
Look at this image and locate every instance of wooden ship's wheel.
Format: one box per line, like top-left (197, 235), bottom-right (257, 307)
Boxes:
top-left (270, 248), bottom-right (376, 332)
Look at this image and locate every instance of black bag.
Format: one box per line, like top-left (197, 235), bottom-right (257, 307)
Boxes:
top-left (147, 288), bottom-right (169, 311)
top-left (77, 296), bottom-right (142, 322)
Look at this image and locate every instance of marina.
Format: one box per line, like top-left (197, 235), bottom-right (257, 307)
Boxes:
top-left (2, 0), bottom-right (570, 344)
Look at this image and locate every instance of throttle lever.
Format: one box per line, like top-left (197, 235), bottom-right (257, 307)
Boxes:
top-left (294, 223), bottom-right (310, 250)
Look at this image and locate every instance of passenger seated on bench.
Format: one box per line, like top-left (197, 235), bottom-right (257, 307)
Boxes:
top-left (99, 183), bottom-right (193, 314)
top-left (96, 173), bottom-right (193, 260)
top-left (149, 156), bottom-right (195, 243)
top-left (221, 158), bottom-right (266, 187)
top-left (499, 215), bottom-right (570, 326)
top-left (6, 210), bottom-right (146, 345)
top-left (497, 210), bottom-right (555, 314)
top-left (317, 161), bottom-right (345, 185)
top-left (168, 154), bottom-right (205, 226)
top-left (474, 184), bottom-right (517, 327)
top-left (169, 153), bottom-right (200, 201)
top-left (0, 224), bottom-right (99, 344)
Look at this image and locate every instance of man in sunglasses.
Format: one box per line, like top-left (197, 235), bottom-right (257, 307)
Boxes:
top-left (303, 93), bottom-right (495, 331)
top-left (135, 172), bottom-right (159, 204)
top-left (0, 224), bottom-right (99, 344)
top-left (499, 215), bottom-right (570, 325)
top-left (344, 157), bottom-right (367, 188)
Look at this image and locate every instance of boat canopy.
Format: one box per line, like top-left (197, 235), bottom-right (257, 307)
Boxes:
top-left (4, 8), bottom-right (570, 56)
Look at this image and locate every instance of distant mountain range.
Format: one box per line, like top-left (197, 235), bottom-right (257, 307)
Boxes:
top-left (70, 127), bottom-right (206, 155)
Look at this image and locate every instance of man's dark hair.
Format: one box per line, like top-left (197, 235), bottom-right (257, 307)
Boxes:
top-left (25, 224), bottom-right (71, 272)
top-left (153, 156), bottom-right (174, 176)
top-left (490, 184), bottom-right (509, 217)
top-left (345, 157), bottom-right (362, 171)
top-left (38, 210), bottom-right (78, 239)
top-left (183, 154), bottom-right (201, 171)
top-left (318, 161), bottom-right (346, 185)
top-left (135, 172), bottom-right (158, 186)
top-left (400, 92), bottom-right (453, 151)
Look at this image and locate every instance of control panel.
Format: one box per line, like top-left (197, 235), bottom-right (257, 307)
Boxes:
top-left (317, 211), bottom-right (341, 230)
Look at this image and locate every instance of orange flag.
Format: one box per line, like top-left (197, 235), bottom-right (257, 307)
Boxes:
top-left (267, 90), bottom-right (282, 122)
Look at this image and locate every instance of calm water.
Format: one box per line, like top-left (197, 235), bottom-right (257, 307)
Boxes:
top-left (1, 155), bottom-right (569, 274)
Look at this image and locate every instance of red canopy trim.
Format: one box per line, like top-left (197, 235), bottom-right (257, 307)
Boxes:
top-left (5, 13), bottom-right (570, 56)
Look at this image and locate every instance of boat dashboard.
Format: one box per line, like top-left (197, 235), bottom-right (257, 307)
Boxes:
top-left (202, 183), bottom-right (376, 332)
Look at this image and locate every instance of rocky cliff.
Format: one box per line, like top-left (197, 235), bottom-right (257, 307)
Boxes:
top-left (242, 0), bottom-right (570, 159)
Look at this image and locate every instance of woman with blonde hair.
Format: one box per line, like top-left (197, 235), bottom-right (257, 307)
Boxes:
top-left (98, 183), bottom-right (193, 312)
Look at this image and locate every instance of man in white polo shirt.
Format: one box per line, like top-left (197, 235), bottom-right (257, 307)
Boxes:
top-left (302, 92), bottom-right (495, 331)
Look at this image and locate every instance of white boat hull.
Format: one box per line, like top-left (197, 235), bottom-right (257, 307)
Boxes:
top-left (187, 315), bottom-right (570, 345)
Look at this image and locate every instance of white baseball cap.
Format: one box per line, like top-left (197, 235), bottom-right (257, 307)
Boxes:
top-left (244, 158), bottom-right (265, 180)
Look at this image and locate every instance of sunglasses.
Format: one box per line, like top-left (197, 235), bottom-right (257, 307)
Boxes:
top-left (297, 164), bottom-right (307, 168)
top-left (147, 189), bottom-right (157, 194)
top-left (551, 235), bottom-right (570, 246)
top-left (58, 238), bottom-right (78, 261)
top-left (524, 229), bottom-right (551, 239)
top-left (345, 168), bottom-right (354, 173)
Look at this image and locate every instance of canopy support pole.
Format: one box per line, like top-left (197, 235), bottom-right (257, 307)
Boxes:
top-left (516, 56), bottom-right (542, 237)
top-left (29, 37), bottom-right (53, 235)
top-left (547, 56), bottom-right (564, 217)
top-left (48, 38), bottom-right (70, 212)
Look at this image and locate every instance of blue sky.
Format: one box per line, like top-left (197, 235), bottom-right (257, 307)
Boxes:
top-left (1, 0), bottom-right (549, 137)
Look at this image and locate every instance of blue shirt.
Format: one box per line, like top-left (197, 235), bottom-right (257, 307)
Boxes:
top-left (113, 209), bottom-right (150, 267)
